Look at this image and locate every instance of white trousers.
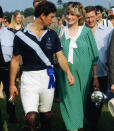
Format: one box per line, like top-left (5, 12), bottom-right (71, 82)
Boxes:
top-left (20, 69), bottom-right (55, 114)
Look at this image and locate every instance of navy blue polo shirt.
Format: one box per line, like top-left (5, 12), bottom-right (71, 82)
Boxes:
top-left (13, 27), bottom-right (62, 71)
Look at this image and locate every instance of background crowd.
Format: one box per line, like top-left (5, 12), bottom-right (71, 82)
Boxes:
top-left (0, 0), bottom-right (114, 131)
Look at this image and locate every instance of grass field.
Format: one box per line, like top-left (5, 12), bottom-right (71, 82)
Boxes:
top-left (0, 93), bottom-right (114, 131)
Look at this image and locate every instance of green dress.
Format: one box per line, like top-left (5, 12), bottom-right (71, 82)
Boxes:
top-left (56, 26), bottom-right (98, 130)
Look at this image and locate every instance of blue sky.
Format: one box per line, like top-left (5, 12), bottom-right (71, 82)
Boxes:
top-left (0, 0), bottom-right (114, 12)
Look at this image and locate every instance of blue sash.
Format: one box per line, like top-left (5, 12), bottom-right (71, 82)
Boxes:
top-left (16, 31), bottom-right (55, 89)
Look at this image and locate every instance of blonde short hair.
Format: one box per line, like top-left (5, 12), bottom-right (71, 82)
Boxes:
top-left (66, 2), bottom-right (85, 25)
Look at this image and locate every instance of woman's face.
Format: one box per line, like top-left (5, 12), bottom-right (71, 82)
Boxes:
top-left (66, 12), bottom-right (79, 26)
top-left (15, 14), bottom-right (23, 24)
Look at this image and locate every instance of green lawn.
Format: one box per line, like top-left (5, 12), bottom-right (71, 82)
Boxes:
top-left (0, 94), bottom-right (114, 131)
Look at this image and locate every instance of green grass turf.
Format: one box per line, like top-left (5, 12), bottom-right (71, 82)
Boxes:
top-left (0, 93), bottom-right (114, 131)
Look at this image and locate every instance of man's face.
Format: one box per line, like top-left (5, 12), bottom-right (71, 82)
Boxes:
top-left (96, 10), bottom-right (102, 21)
top-left (85, 11), bottom-right (97, 28)
top-left (3, 18), bottom-right (10, 27)
top-left (41, 13), bottom-right (56, 27)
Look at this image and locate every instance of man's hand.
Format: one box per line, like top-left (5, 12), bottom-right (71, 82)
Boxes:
top-left (9, 85), bottom-right (18, 102)
top-left (67, 73), bottom-right (75, 86)
top-left (93, 77), bottom-right (99, 91)
top-left (111, 84), bottom-right (114, 93)
top-left (9, 55), bottom-right (20, 103)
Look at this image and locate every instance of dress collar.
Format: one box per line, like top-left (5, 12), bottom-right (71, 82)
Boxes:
top-left (64, 25), bottom-right (84, 40)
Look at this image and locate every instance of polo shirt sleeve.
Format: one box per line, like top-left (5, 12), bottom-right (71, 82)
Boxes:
top-left (53, 31), bottom-right (63, 53)
top-left (13, 35), bottom-right (21, 55)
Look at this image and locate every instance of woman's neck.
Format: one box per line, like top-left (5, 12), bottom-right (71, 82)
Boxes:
top-left (68, 22), bottom-right (78, 30)
top-left (68, 22), bottom-right (79, 37)
top-left (15, 24), bottom-right (21, 30)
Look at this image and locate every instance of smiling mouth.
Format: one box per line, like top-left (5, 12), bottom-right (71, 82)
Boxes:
top-left (67, 20), bottom-right (73, 22)
top-left (89, 23), bottom-right (93, 24)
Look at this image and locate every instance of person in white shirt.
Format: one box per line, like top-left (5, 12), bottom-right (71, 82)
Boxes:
top-left (0, 6), bottom-right (17, 124)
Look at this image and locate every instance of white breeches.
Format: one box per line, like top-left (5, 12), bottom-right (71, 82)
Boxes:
top-left (20, 69), bottom-right (55, 114)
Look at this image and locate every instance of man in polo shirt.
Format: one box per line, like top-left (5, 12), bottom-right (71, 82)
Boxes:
top-left (85, 6), bottom-right (113, 131)
top-left (9, 1), bottom-right (75, 131)
top-left (0, 6), bottom-right (17, 124)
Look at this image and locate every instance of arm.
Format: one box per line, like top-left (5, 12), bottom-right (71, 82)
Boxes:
top-left (9, 55), bottom-right (20, 98)
top-left (87, 29), bottom-right (99, 90)
top-left (56, 51), bottom-right (75, 86)
top-left (92, 65), bottom-right (99, 90)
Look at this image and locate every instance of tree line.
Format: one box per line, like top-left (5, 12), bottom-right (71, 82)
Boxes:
top-left (4, 2), bottom-right (108, 19)
top-left (4, 1), bottom-right (66, 19)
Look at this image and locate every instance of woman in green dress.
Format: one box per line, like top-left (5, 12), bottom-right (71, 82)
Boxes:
top-left (56, 2), bottom-right (99, 131)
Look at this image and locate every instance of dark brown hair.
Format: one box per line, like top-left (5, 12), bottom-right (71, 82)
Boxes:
top-left (85, 6), bottom-right (97, 15)
top-left (34, 1), bottom-right (56, 17)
